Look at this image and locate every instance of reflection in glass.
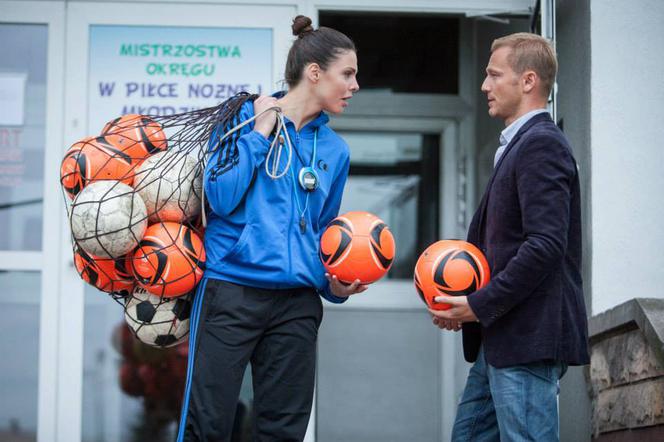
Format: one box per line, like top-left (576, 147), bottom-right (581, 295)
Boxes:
top-left (0, 271), bottom-right (40, 442)
top-left (338, 132), bottom-right (440, 279)
top-left (341, 176), bottom-right (419, 278)
top-left (82, 285), bottom-right (253, 442)
top-left (0, 24), bottom-right (47, 251)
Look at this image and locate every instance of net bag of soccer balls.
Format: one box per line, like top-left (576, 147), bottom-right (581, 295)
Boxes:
top-left (60, 93), bottom-right (257, 348)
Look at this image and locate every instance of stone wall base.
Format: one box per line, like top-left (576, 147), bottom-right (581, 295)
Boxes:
top-left (593, 425), bottom-right (664, 442)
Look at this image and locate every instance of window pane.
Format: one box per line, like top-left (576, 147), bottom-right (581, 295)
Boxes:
top-left (0, 24), bottom-right (47, 251)
top-left (338, 132), bottom-right (440, 279)
top-left (81, 289), bottom-right (154, 442)
top-left (0, 271), bottom-right (40, 441)
top-left (81, 285), bottom-right (255, 442)
top-left (319, 12), bottom-right (459, 94)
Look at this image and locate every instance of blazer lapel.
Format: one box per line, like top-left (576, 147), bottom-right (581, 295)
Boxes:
top-left (473, 112), bottom-right (552, 246)
top-left (490, 112), bottom-right (552, 186)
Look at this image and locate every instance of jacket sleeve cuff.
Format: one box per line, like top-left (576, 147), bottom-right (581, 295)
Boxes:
top-left (317, 285), bottom-right (348, 304)
top-left (467, 289), bottom-right (505, 328)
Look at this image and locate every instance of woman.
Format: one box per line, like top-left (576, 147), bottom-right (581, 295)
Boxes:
top-left (177, 15), bottom-right (366, 441)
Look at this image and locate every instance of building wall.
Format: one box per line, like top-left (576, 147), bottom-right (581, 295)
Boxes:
top-left (590, 0), bottom-right (664, 314)
top-left (556, 0), bottom-right (593, 440)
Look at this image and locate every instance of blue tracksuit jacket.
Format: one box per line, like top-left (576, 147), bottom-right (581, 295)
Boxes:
top-left (203, 98), bottom-right (350, 303)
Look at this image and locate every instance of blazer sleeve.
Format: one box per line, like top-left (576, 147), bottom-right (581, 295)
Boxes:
top-left (467, 133), bottom-right (577, 327)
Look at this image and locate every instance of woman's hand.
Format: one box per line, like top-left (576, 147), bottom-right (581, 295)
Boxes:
top-left (325, 273), bottom-right (368, 298)
top-left (253, 95), bottom-right (279, 138)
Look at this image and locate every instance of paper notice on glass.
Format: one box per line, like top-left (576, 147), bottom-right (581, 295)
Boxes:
top-left (0, 72), bottom-right (27, 126)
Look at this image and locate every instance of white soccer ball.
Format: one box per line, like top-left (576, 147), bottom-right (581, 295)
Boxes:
top-left (133, 150), bottom-right (202, 223)
top-left (124, 286), bottom-right (191, 348)
top-left (70, 181), bottom-right (147, 259)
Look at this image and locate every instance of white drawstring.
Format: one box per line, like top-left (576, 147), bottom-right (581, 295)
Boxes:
top-left (200, 107), bottom-right (293, 227)
top-left (264, 111), bottom-right (294, 180)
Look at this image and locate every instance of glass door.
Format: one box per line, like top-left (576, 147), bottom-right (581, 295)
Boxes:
top-left (0, 2), bottom-right (65, 442)
top-left (316, 130), bottom-right (446, 441)
top-left (64, 2), bottom-right (297, 441)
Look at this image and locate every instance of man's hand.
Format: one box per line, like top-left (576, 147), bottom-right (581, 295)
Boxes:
top-left (253, 95), bottom-right (279, 138)
top-left (431, 316), bottom-right (463, 332)
top-left (325, 273), bottom-right (368, 298)
top-left (428, 296), bottom-right (479, 330)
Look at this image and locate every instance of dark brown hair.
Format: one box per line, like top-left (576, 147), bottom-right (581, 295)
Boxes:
top-left (284, 15), bottom-right (356, 88)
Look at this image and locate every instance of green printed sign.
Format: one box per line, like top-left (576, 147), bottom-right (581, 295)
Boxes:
top-left (88, 25), bottom-right (272, 132)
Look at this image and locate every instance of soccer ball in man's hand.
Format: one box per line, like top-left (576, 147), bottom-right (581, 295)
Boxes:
top-left (70, 181), bottom-right (147, 259)
top-left (124, 286), bottom-right (192, 348)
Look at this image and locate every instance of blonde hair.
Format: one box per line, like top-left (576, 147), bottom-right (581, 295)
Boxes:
top-left (491, 33), bottom-right (557, 97)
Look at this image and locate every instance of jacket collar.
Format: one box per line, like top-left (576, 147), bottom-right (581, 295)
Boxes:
top-left (500, 109), bottom-right (548, 147)
top-left (272, 91), bottom-right (330, 134)
top-left (493, 112), bottom-right (552, 172)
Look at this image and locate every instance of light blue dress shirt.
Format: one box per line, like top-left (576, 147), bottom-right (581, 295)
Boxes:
top-left (493, 108), bottom-right (549, 167)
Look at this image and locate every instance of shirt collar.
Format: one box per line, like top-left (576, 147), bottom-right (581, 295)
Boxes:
top-left (499, 108), bottom-right (549, 146)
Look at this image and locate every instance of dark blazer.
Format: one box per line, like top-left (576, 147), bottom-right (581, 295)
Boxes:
top-left (464, 112), bottom-right (590, 368)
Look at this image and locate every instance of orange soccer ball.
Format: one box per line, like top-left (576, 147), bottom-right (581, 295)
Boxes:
top-left (414, 240), bottom-right (490, 311)
top-left (319, 211), bottom-right (395, 285)
top-left (60, 136), bottom-right (136, 199)
top-left (131, 222), bottom-right (205, 297)
top-left (73, 247), bottom-right (134, 295)
top-left (101, 114), bottom-right (167, 162)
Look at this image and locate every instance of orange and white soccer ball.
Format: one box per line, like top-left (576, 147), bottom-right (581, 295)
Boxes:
top-left (414, 240), bottom-right (490, 310)
top-left (131, 222), bottom-right (205, 297)
top-left (101, 114), bottom-right (167, 161)
top-left (319, 211), bottom-right (395, 285)
top-left (60, 136), bottom-right (137, 199)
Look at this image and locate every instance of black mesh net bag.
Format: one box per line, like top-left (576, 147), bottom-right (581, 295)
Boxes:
top-left (60, 92), bottom-right (259, 348)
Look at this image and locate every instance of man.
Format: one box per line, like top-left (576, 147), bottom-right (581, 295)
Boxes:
top-left (430, 33), bottom-right (590, 441)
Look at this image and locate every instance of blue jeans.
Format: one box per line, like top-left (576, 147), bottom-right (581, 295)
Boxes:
top-left (451, 346), bottom-right (567, 442)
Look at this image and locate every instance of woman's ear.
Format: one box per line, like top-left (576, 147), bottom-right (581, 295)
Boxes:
top-left (305, 63), bottom-right (321, 83)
